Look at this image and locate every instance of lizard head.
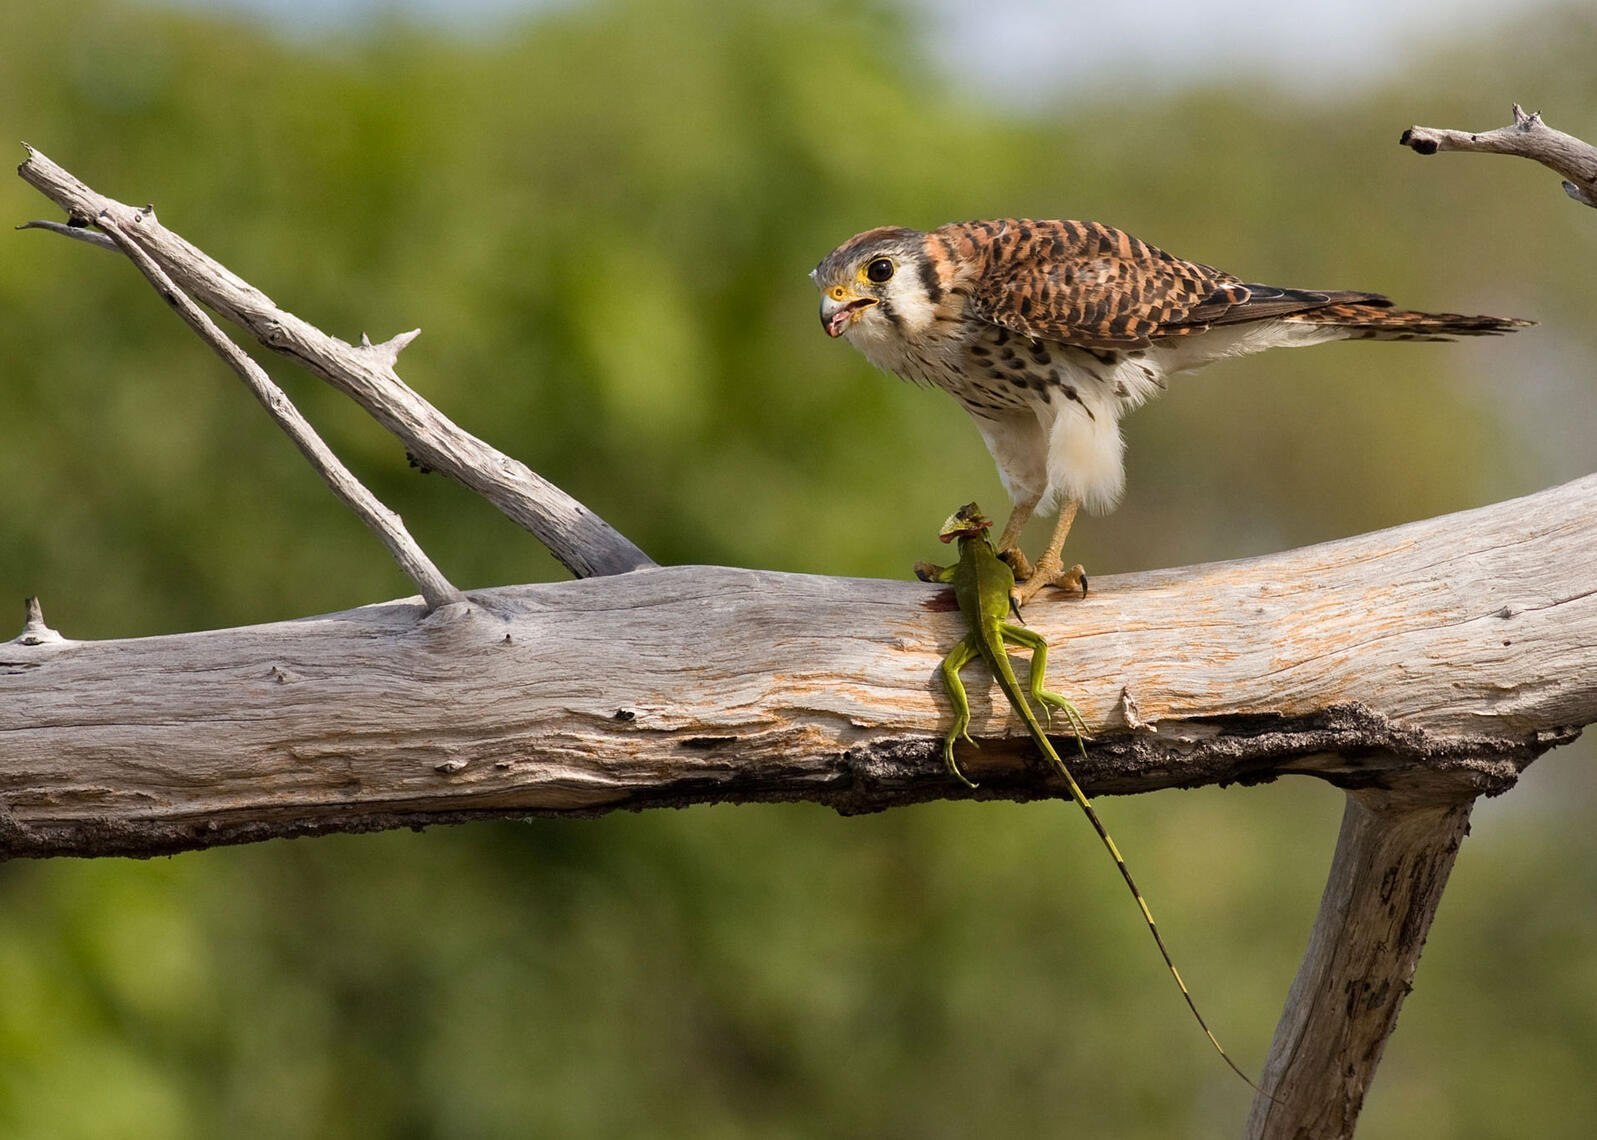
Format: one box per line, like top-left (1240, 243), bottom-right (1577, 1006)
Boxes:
top-left (937, 502), bottom-right (992, 544)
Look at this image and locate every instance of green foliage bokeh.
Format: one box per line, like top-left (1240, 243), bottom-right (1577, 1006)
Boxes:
top-left (2, 1), bottom-right (1596, 1136)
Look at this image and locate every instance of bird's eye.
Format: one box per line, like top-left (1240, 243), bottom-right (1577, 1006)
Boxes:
top-left (865, 257), bottom-right (895, 284)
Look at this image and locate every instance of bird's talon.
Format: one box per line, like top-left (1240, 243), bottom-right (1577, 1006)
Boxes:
top-left (1055, 564), bottom-right (1089, 598)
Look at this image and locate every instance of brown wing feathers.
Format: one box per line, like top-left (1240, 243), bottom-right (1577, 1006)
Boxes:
top-left (953, 218), bottom-right (1229, 348)
top-left (943, 218), bottom-right (1529, 347)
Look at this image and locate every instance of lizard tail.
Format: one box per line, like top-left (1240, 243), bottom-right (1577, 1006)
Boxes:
top-left (1045, 702), bottom-right (1272, 1098)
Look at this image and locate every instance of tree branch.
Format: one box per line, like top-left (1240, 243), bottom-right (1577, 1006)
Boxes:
top-left (1246, 791), bottom-right (1473, 1137)
top-left (1401, 103), bottom-right (1597, 209)
top-left (2, 472), bottom-right (1590, 860)
top-left (16, 146), bottom-right (653, 579)
top-left (97, 204), bottom-right (464, 610)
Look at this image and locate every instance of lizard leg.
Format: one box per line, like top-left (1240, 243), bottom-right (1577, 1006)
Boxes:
top-left (1012, 499), bottom-right (1088, 605)
top-left (1000, 622), bottom-right (1092, 744)
top-left (937, 637), bottom-right (981, 788)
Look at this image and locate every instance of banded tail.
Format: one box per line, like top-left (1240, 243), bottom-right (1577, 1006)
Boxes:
top-left (1282, 297), bottom-right (1534, 342)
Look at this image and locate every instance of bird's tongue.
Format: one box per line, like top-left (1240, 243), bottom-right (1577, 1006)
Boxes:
top-left (825, 299), bottom-right (872, 338)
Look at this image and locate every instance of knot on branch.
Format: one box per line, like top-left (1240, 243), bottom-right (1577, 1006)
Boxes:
top-left (10, 597), bottom-right (64, 646)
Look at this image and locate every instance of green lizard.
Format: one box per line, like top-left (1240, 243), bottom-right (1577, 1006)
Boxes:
top-left (916, 502), bottom-right (1259, 1092)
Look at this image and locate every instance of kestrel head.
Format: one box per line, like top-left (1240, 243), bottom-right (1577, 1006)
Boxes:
top-left (810, 226), bottom-right (935, 342)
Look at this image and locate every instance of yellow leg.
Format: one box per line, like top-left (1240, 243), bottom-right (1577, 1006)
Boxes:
top-left (1013, 499), bottom-right (1088, 604)
top-left (996, 495), bottom-right (1039, 556)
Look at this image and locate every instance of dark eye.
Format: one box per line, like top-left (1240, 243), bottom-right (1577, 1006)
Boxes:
top-left (865, 257), bottom-right (895, 284)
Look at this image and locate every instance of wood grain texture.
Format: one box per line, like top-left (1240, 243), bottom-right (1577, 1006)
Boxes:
top-left (2, 473), bottom-right (1592, 859)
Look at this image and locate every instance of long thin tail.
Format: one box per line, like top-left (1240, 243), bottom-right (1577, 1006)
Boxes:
top-left (1284, 302), bottom-right (1533, 341)
top-left (1001, 670), bottom-right (1265, 1094)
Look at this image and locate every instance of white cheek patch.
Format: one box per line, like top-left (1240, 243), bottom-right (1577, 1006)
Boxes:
top-left (843, 275), bottom-right (952, 377)
top-left (886, 285), bottom-right (937, 337)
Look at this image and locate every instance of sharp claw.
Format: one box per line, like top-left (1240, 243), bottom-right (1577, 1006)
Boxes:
top-left (1055, 563), bottom-right (1089, 599)
top-left (945, 732), bottom-right (980, 788)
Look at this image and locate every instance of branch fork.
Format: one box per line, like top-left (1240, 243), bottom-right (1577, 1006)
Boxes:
top-left (16, 145), bottom-right (653, 599)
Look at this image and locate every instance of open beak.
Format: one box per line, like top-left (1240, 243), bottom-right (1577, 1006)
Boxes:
top-left (819, 292), bottom-right (877, 338)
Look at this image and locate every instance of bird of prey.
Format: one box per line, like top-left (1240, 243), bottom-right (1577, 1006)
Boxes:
top-left (813, 218), bottom-right (1530, 602)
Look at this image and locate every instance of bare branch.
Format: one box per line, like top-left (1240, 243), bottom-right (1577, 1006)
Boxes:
top-left (1246, 792), bottom-right (1472, 1138)
top-left (95, 206), bottom-right (464, 611)
top-left (16, 146), bottom-right (654, 579)
top-left (1401, 103), bottom-right (1597, 209)
top-left (2, 472), bottom-right (1591, 861)
top-left (15, 218), bottom-right (116, 251)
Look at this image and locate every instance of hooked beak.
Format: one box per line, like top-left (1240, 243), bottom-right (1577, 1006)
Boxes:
top-left (819, 291), bottom-right (877, 338)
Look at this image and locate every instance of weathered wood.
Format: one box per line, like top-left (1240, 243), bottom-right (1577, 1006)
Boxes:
top-left (16, 146), bottom-right (654, 580)
top-left (97, 207), bottom-right (462, 610)
top-left (1246, 790), bottom-right (1472, 1138)
top-left (1401, 103), bottom-right (1597, 209)
top-left (2, 473), bottom-right (1591, 861)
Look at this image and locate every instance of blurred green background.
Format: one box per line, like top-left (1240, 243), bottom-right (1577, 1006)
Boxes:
top-left (3, 0), bottom-right (1595, 1135)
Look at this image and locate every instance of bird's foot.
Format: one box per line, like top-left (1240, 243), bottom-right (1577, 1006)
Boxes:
top-left (1010, 555), bottom-right (1089, 605)
top-left (998, 546), bottom-right (1035, 581)
top-left (1056, 563), bottom-right (1089, 597)
top-left (913, 560), bottom-right (949, 583)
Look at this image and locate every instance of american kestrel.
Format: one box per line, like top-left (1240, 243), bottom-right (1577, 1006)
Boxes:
top-left (812, 219), bottom-right (1531, 601)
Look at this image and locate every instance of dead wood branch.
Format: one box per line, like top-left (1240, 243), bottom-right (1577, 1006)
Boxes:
top-left (16, 146), bottom-right (653, 580)
top-left (99, 206), bottom-right (463, 610)
top-left (2, 472), bottom-right (1591, 862)
top-left (1246, 793), bottom-right (1473, 1138)
top-left (1401, 103), bottom-right (1597, 209)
